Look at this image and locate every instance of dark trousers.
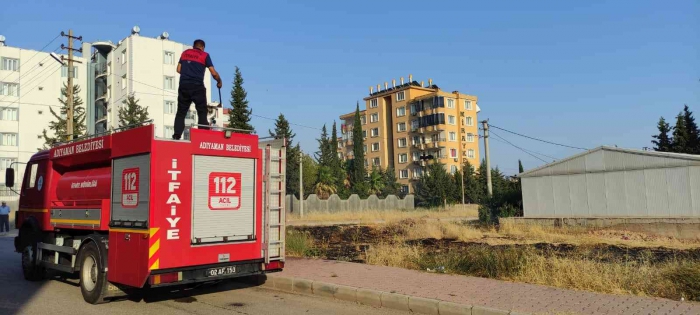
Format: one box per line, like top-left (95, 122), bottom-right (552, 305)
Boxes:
top-left (173, 83), bottom-right (210, 139)
top-left (0, 215), bottom-right (8, 233)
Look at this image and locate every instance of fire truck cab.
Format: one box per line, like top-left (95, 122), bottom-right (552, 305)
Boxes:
top-left (5, 123), bottom-right (286, 304)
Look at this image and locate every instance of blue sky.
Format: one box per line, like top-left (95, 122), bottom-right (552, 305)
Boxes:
top-left (2, 0), bottom-right (698, 174)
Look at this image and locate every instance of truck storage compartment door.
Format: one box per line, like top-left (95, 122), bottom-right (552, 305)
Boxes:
top-left (111, 154), bottom-right (151, 227)
top-left (192, 155), bottom-right (256, 244)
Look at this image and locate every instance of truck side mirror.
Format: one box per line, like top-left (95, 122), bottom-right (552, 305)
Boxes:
top-left (5, 168), bottom-right (14, 188)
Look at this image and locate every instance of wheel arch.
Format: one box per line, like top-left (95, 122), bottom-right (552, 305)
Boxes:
top-left (15, 217), bottom-right (41, 253)
top-left (76, 235), bottom-right (108, 273)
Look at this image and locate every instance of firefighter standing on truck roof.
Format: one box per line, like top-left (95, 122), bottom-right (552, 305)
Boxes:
top-left (172, 39), bottom-right (223, 140)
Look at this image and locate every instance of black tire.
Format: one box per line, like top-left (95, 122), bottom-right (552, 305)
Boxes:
top-left (78, 242), bottom-right (108, 304)
top-left (20, 228), bottom-right (45, 281)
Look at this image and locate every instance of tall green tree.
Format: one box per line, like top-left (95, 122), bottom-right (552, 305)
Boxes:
top-left (227, 66), bottom-right (254, 132)
top-left (350, 102), bottom-right (368, 196)
top-left (672, 113), bottom-right (689, 153)
top-left (413, 162), bottom-right (457, 208)
top-left (682, 105), bottom-right (700, 154)
top-left (315, 125), bottom-right (333, 166)
top-left (518, 160), bottom-right (525, 173)
top-left (301, 153), bottom-right (318, 199)
top-left (652, 117), bottom-right (673, 152)
top-left (461, 160), bottom-right (483, 204)
top-left (269, 114), bottom-right (300, 197)
top-left (329, 121), bottom-right (347, 196)
top-left (118, 95), bottom-right (150, 127)
top-left (41, 83), bottom-right (86, 149)
top-left (381, 167), bottom-right (401, 197)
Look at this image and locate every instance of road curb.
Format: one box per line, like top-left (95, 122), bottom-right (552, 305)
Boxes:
top-left (263, 274), bottom-right (530, 315)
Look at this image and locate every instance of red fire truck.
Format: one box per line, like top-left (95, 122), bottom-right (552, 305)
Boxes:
top-left (4, 123), bottom-right (286, 304)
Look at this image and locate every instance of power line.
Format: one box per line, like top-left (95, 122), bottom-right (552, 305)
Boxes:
top-left (0, 64), bottom-right (63, 110)
top-left (0, 34), bottom-right (61, 83)
top-left (489, 136), bottom-right (558, 161)
top-left (489, 130), bottom-right (549, 163)
top-left (252, 114), bottom-right (322, 131)
top-left (489, 124), bottom-right (587, 150)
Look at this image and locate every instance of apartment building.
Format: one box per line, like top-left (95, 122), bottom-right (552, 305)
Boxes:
top-left (82, 26), bottom-right (224, 138)
top-left (340, 75), bottom-right (480, 194)
top-left (0, 36), bottom-right (88, 199)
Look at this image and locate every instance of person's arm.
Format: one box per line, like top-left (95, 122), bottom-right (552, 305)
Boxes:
top-left (177, 63), bottom-right (182, 74)
top-left (205, 55), bottom-right (222, 88)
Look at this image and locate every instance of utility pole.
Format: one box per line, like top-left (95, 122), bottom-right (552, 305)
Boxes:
top-left (482, 120), bottom-right (493, 196)
top-left (461, 169), bottom-right (465, 207)
top-left (61, 30), bottom-right (83, 141)
top-left (299, 154), bottom-right (304, 218)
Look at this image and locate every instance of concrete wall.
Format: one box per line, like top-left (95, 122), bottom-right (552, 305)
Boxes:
top-left (500, 217), bottom-right (700, 241)
top-left (285, 194), bottom-right (414, 215)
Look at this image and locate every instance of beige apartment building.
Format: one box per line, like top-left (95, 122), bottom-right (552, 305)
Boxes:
top-left (340, 75), bottom-right (481, 194)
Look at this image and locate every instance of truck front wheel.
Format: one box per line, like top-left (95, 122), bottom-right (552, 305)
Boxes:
top-left (20, 228), bottom-right (45, 281)
top-left (79, 242), bottom-right (108, 304)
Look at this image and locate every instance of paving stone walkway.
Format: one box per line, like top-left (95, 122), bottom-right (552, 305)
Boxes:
top-left (278, 258), bottom-right (700, 315)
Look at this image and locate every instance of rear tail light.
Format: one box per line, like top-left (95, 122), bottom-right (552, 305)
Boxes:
top-left (149, 272), bottom-right (182, 285)
top-left (262, 261), bottom-right (284, 271)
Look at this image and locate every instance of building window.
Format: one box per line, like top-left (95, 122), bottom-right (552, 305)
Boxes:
top-left (397, 122), bottom-right (407, 132)
top-left (468, 149), bottom-right (475, 159)
top-left (466, 116), bottom-right (473, 126)
top-left (0, 158), bottom-right (17, 171)
top-left (0, 108), bottom-right (18, 121)
top-left (450, 165), bottom-right (458, 175)
top-left (398, 138), bottom-right (407, 148)
top-left (449, 132), bottom-right (457, 142)
top-left (121, 74), bottom-right (127, 90)
top-left (0, 133), bottom-right (18, 146)
top-left (448, 115), bottom-right (456, 125)
top-left (362, 130), bottom-right (367, 138)
top-left (371, 142), bottom-right (380, 152)
top-left (396, 91), bottom-right (406, 101)
top-left (371, 128), bottom-right (379, 137)
top-left (370, 113), bottom-right (379, 123)
top-left (365, 159), bottom-right (369, 167)
top-left (451, 149), bottom-right (457, 158)
top-left (1, 58), bottom-right (19, 71)
top-left (412, 136), bottom-right (421, 145)
top-left (399, 169), bottom-right (409, 179)
top-left (61, 66), bottom-right (78, 78)
top-left (412, 152), bottom-right (420, 161)
top-left (399, 154), bottom-right (408, 163)
top-left (164, 126), bottom-right (174, 138)
top-left (361, 116), bottom-right (367, 124)
top-left (164, 101), bottom-right (175, 114)
top-left (121, 50), bottom-right (127, 64)
top-left (373, 158), bottom-right (381, 166)
top-left (467, 133), bottom-right (474, 142)
top-left (164, 51), bottom-right (175, 65)
top-left (465, 100), bottom-right (473, 110)
top-left (370, 99), bottom-right (378, 108)
top-left (413, 168), bottom-right (422, 178)
top-left (363, 144), bottom-right (367, 153)
top-left (447, 98), bottom-right (455, 109)
top-left (396, 107), bottom-right (406, 117)
top-left (0, 82), bottom-right (19, 97)
top-left (164, 76), bottom-right (175, 90)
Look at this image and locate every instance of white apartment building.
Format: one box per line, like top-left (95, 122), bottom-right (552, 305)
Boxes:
top-left (0, 28), bottom-right (224, 198)
top-left (0, 37), bottom-right (88, 199)
top-left (83, 26), bottom-right (224, 138)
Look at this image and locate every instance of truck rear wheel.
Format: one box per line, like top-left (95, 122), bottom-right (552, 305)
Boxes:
top-left (79, 242), bottom-right (108, 304)
top-left (20, 229), bottom-right (45, 281)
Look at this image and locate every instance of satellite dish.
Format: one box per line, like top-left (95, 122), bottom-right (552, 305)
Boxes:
top-left (132, 26), bottom-right (140, 34)
top-left (161, 32), bottom-right (169, 39)
top-left (0, 35), bottom-right (5, 42)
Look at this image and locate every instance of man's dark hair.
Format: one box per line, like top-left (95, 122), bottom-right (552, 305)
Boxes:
top-left (193, 39), bottom-right (205, 49)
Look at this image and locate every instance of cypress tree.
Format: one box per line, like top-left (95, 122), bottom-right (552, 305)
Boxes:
top-left (672, 113), bottom-right (689, 153)
top-left (518, 160), bottom-right (524, 173)
top-left (350, 102), bottom-right (368, 196)
top-left (652, 117), bottom-right (673, 152)
top-left (227, 66), bottom-right (254, 132)
top-left (682, 105), bottom-right (699, 154)
top-left (118, 95), bottom-right (150, 128)
top-left (41, 83), bottom-right (86, 149)
top-left (269, 113), bottom-right (299, 198)
top-left (330, 121), bottom-right (347, 196)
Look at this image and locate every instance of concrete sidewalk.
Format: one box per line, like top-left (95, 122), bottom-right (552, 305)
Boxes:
top-left (269, 258), bottom-right (699, 315)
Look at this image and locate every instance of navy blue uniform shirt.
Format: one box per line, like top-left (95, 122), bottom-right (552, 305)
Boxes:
top-left (179, 48), bottom-right (213, 86)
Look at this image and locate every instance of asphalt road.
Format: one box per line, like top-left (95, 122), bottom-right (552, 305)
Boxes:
top-left (0, 231), bottom-right (404, 315)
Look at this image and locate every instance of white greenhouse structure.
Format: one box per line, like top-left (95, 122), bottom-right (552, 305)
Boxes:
top-left (519, 146), bottom-right (700, 218)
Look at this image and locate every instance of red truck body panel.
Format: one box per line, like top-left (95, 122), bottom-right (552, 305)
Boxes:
top-left (17, 124), bottom-right (279, 289)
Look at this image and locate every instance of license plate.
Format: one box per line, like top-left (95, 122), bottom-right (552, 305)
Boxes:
top-left (206, 266), bottom-right (236, 277)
